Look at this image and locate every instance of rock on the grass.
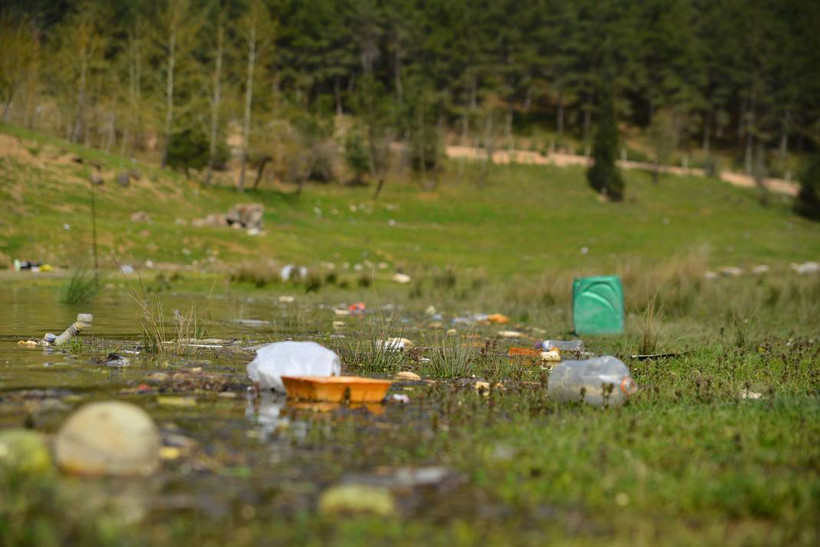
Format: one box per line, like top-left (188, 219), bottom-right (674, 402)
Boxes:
top-left (0, 429), bottom-right (53, 476)
top-left (55, 402), bottom-right (160, 476)
top-left (117, 171), bottom-right (130, 187)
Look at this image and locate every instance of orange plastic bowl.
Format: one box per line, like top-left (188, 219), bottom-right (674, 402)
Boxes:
top-left (281, 376), bottom-right (393, 403)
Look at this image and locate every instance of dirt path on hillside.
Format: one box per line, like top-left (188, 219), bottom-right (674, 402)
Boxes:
top-left (446, 145), bottom-right (798, 196)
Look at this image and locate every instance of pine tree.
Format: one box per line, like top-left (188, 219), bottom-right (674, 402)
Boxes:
top-left (587, 88), bottom-right (624, 201)
top-left (794, 154), bottom-right (820, 221)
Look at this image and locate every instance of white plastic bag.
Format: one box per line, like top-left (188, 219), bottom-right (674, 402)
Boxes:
top-left (247, 341), bottom-right (341, 392)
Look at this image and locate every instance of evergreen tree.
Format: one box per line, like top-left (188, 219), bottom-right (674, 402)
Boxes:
top-left (587, 88), bottom-right (624, 201)
top-left (794, 154), bottom-right (820, 221)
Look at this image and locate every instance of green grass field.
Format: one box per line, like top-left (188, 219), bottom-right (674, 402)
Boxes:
top-left (1, 122), bottom-right (817, 280)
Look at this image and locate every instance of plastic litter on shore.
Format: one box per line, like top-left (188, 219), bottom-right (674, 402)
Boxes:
top-left (247, 341), bottom-right (341, 393)
top-left (281, 376), bottom-right (393, 403)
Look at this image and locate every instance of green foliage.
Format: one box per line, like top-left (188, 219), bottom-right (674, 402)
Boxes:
top-left (343, 125), bottom-right (370, 183)
top-left (587, 91), bottom-right (625, 200)
top-left (166, 129), bottom-right (209, 174)
top-left (794, 154), bottom-right (820, 221)
top-left (59, 270), bottom-right (100, 305)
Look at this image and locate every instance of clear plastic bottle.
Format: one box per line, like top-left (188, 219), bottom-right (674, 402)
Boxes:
top-left (548, 356), bottom-right (637, 407)
top-left (535, 339), bottom-right (585, 352)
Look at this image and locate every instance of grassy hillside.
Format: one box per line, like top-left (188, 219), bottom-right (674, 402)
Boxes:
top-left (1, 122), bottom-right (818, 280)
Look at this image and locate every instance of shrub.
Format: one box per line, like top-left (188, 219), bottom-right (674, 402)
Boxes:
top-left (587, 90), bottom-right (624, 200)
top-left (344, 126), bottom-right (371, 184)
top-left (794, 154), bottom-right (820, 221)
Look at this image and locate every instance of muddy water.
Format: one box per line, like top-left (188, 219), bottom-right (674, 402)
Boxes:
top-left (0, 285), bottom-right (485, 528)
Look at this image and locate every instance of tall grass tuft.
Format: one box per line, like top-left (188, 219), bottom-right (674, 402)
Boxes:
top-left (635, 295), bottom-right (662, 355)
top-left (338, 315), bottom-right (407, 375)
top-left (59, 270), bottom-right (101, 305)
top-left (420, 331), bottom-right (475, 379)
top-left (130, 276), bottom-right (202, 356)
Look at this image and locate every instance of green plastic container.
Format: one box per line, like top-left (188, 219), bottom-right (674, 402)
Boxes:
top-left (572, 275), bottom-right (624, 335)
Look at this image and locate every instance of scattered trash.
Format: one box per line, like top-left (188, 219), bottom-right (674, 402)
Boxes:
top-left (540, 350), bottom-right (561, 363)
top-left (425, 305), bottom-right (437, 316)
top-left (395, 371), bottom-right (421, 381)
top-left (347, 302), bottom-right (366, 315)
top-left (630, 352), bottom-right (684, 360)
top-left (387, 393), bottom-right (410, 403)
top-left (278, 295), bottom-right (295, 304)
top-left (90, 352), bottom-right (130, 367)
top-left (497, 330), bottom-right (524, 339)
top-left (0, 429), bottom-right (53, 476)
top-left (279, 264), bottom-right (307, 281)
top-left (751, 265), bottom-right (770, 275)
top-left (548, 356), bottom-right (637, 407)
top-left (247, 341), bottom-right (341, 393)
top-left (474, 381), bottom-right (503, 395)
top-left (377, 337), bottom-right (414, 351)
top-left (573, 275), bottom-right (624, 335)
top-left (487, 313), bottom-right (510, 324)
top-left (718, 266), bottom-right (743, 277)
top-left (508, 347), bottom-right (541, 357)
top-left (791, 261), bottom-right (820, 275)
top-left (392, 273), bottom-right (412, 284)
top-left (342, 466), bottom-right (465, 495)
top-left (333, 321), bottom-right (346, 329)
top-left (54, 401), bottom-right (161, 476)
top-left (318, 484), bottom-right (396, 517)
top-left (157, 396), bottom-right (197, 408)
top-left (13, 260), bottom-right (42, 272)
top-left (281, 376), bottom-right (393, 403)
top-left (740, 390), bottom-right (763, 400)
top-left (52, 314), bottom-right (93, 346)
top-left (535, 339), bottom-right (585, 352)
top-left (121, 264), bottom-right (135, 274)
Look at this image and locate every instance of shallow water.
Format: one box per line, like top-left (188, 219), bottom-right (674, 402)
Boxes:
top-left (0, 284), bottom-right (486, 528)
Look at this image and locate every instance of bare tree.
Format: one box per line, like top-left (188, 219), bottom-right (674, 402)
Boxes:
top-left (0, 16), bottom-right (38, 123)
top-left (155, 0), bottom-right (198, 169)
top-left (205, 8), bottom-right (225, 186)
top-left (237, 0), bottom-right (275, 193)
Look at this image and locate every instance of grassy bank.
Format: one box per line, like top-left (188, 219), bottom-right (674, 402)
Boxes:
top-left (1, 122), bottom-right (817, 281)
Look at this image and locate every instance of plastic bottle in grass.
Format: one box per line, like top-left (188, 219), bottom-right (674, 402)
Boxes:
top-left (548, 356), bottom-right (637, 407)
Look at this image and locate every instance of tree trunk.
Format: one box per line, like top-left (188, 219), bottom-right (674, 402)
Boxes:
top-left (252, 155), bottom-right (271, 190)
top-left (71, 46), bottom-right (87, 143)
top-left (238, 23), bottom-right (257, 193)
top-left (334, 76), bottom-right (342, 115)
top-left (1, 84), bottom-right (15, 122)
top-left (702, 108), bottom-right (711, 154)
top-left (779, 109), bottom-right (790, 157)
top-left (394, 45), bottom-right (403, 102)
top-left (161, 28), bottom-right (176, 168)
top-left (506, 98), bottom-right (513, 151)
top-left (478, 112), bottom-right (494, 189)
top-left (556, 93), bottom-right (564, 138)
top-left (205, 13), bottom-right (224, 186)
top-left (372, 178), bottom-right (385, 200)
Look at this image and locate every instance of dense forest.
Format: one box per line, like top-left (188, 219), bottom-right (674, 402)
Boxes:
top-left (2, 0), bottom-right (819, 190)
